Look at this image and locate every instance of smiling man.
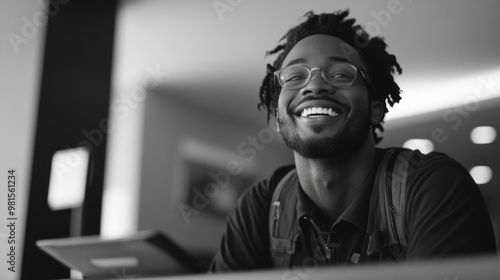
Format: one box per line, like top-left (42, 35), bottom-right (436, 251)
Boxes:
top-left (210, 10), bottom-right (496, 271)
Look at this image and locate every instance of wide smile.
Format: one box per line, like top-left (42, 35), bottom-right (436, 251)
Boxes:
top-left (293, 98), bottom-right (347, 118)
top-left (292, 98), bottom-right (348, 124)
top-left (299, 106), bottom-right (340, 118)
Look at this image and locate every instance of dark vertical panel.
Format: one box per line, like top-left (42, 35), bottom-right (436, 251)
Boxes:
top-left (21, 0), bottom-right (117, 279)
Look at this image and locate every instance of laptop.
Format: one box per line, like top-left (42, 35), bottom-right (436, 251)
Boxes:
top-left (36, 230), bottom-right (208, 279)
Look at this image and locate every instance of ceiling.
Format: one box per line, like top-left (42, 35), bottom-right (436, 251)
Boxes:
top-left (112, 0), bottom-right (500, 126)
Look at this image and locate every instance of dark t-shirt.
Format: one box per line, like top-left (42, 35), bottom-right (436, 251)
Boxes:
top-left (210, 148), bottom-right (496, 272)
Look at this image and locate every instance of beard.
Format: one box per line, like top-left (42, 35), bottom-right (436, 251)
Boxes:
top-left (277, 111), bottom-right (371, 159)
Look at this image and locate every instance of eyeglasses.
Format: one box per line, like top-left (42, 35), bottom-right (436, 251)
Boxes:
top-left (274, 62), bottom-right (372, 90)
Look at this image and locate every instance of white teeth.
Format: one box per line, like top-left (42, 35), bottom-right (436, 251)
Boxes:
top-left (300, 107), bottom-right (339, 118)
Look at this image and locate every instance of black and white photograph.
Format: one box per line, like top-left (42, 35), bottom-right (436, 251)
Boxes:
top-left (1, 0), bottom-right (499, 279)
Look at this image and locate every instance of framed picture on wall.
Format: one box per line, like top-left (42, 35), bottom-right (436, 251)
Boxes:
top-left (184, 160), bottom-right (255, 217)
top-left (172, 137), bottom-right (258, 219)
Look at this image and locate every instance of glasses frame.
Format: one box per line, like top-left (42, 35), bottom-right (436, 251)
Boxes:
top-left (274, 62), bottom-right (375, 93)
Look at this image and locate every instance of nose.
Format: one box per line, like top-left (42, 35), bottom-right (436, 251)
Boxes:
top-left (299, 69), bottom-right (335, 96)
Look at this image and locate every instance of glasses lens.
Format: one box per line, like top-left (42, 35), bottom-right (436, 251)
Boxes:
top-left (324, 64), bottom-right (357, 86)
top-left (279, 65), bottom-right (310, 89)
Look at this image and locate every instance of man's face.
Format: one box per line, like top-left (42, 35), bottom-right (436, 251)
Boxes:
top-left (276, 34), bottom-right (374, 159)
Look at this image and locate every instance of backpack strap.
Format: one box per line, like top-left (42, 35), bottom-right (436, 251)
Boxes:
top-left (269, 169), bottom-right (300, 267)
top-left (371, 148), bottom-right (423, 260)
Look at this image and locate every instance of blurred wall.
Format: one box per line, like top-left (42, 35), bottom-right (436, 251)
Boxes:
top-left (138, 89), bottom-right (293, 261)
top-left (0, 2), bottom-right (45, 280)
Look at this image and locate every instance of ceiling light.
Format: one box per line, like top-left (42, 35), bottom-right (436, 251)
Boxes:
top-left (469, 166), bottom-right (493, 185)
top-left (402, 139), bottom-right (434, 154)
top-left (470, 126), bottom-right (497, 144)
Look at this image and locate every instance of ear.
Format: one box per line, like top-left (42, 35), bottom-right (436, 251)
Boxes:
top-left (370, 101), bottom-right (384, 126)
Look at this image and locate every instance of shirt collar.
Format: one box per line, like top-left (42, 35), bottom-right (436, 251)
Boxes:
top-left (295, 148), bottom-right (385, 232)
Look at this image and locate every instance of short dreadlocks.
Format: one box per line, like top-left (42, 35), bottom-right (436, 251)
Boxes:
top-left (257, 9), bottom-right (402, 144)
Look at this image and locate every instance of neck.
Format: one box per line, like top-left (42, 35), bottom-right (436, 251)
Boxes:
top-left (294, 138), bottom-right (376, 224)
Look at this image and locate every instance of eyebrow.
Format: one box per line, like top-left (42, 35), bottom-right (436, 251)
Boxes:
top-left (284, 56), bottom-right (351, 67)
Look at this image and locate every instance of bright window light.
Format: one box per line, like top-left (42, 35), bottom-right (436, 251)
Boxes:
top-left (470, 126), bottom-right (497, 144)
top-left (386, 69), bottom-right (500, 120)
top-left (469, 166), bottom-right (493, 185)
top-left (48, 147), bottom-right (89, 210)
top-left (403, 139), bottom-right (434, 154)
